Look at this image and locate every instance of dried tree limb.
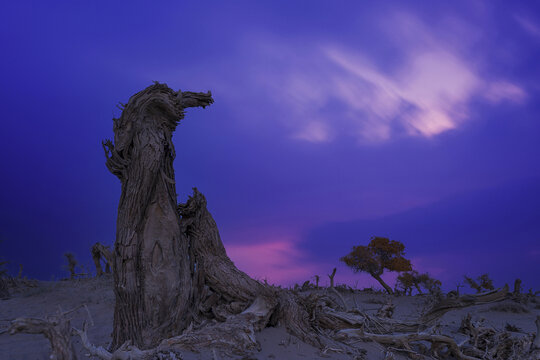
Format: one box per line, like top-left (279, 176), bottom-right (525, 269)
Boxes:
top-left (422, 285), bottom-right (509, 324)
top-left (9, 315), bottom-right (77, 360)
top-left (335, 328), bottom-right (480, 360)
top-left (330, 287), bottom-right (349, 312)
top-left (73, 322), bottom-right (112, 360)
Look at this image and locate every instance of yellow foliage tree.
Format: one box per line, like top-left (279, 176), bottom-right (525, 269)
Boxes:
top-left (340, 236), bottom-right (412, 294)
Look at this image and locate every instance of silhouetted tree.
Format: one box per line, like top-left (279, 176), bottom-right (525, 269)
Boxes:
top-left (396, 270), bottom-right (420, 295)
top-left (91, 242), bottom-right (112, 277)
top-left (513, 278), bottom-right (522, 296)
top-left (0, 260), bottom-right (7, 278)
top-left (478, 273), bottom-right (494, 291)
top-left (63, 252), bottom-right (77, 279)
top-left (464, 273), bottom-right (494, 293)
top-left (417, 273), bottom-right (442, 295)
top-left (396, 271), bottom-right (441, 296)
top-left (328, 267), bottom-right (337, 288)
top-left (341, 236), bottom-right (412, 294)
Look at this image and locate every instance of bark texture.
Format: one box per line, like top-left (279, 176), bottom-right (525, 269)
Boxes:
top-left (104, 83), bottom-right (213, 349)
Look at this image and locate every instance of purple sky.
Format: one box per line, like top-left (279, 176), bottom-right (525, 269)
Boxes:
top-left (1, 1), bottom-right (539, 291)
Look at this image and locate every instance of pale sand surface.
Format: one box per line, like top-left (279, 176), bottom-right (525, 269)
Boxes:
top-left (1, 277), bottom-right (538, 360)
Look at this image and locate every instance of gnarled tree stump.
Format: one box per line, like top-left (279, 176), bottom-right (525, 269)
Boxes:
top-left (104, 83), bottom-right (213, 349)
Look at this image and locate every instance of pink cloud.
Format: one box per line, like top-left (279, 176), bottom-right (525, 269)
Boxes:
top-left (293, 121), bottom-right (332, 143)
top-left (244, 12), bottom-right (527, 144)
top-left (325, 47), bottom-right (481, 139)
top-left (227, 240), bottom-right (318, 285)
top-left (484, 81), bottom-right (527, 104)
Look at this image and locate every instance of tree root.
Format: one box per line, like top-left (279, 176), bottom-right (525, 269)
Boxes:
top-left (8, 314), bottom-right (77, 360)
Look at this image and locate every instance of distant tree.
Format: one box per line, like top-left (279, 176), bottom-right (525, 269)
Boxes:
top-left (396, 270), bottom-right (420, 295)
top-left (464, 273), bottom-right (494, 293)
top-left (340, 236), bottom-right (412, 294)
top-left (0, 260), bottom-right (7, 278)
top-left (328, 268), bottom-right (337, 288)
top-left (63, 252), bottom-right (78, 279)
top-left (416, 273), bottom-right (442, 295)
top-left (513, 278), bottom-right (522, 296)
top-left (477, 274), bottom-right (494, 291)
top-left (397, 270), bottom-right (442, 295)
top-left (463, 276), bottom-right (481, 293)
top-left (91, 242), bottom-right (112, 277)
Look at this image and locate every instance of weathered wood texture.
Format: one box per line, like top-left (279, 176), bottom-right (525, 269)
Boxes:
top-left (9, 316), bottom-right (77, 360)
top-left (103, 83), bottom-right (213, 349)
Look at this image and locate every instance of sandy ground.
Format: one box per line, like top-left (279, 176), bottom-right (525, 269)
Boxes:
top-left (0, 277), bottom-right (538, 360)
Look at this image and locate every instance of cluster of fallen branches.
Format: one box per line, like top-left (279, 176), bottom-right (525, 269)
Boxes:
top-left (8, 282), bottom-right (540, 360)
top-left (456, 313), bottom-right (540, 359)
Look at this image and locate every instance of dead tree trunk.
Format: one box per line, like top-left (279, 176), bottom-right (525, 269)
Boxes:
top-left (64, 253), bottom-right (77, 279)
top-left (103, 83), bottom-right (213, 349)
top-left (372, 273), bottom-right (394, 294)
top-left (513, 278), bottom-right (522, 296)
top-left (328, 268), bottom-right (336, 288)
top-left (91, 243), bottom-right (112, 277)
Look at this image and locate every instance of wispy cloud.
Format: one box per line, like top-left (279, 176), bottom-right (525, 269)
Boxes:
top-left (245, 13), bottom-right (526, 144)
top-left (325, 48), bottom-right (481, 139)
top-left (484, 81), bottom-right (527, 104)
top-left (515, 14), bottom-right (540, 39)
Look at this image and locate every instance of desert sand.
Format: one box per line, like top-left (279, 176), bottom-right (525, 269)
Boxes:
top-left (1, 276), bottom-right (538, 360)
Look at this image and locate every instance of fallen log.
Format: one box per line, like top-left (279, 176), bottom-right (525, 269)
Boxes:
top-left (422, 285), bottom-right (509, 324)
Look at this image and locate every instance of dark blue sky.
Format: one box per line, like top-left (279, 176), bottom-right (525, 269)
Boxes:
top-left (1, 1), bottom-right (539, 290)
